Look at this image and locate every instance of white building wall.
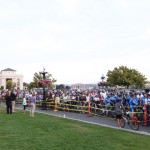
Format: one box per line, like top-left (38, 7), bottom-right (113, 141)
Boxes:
top-left (0, 69), bottom-right (23, 90)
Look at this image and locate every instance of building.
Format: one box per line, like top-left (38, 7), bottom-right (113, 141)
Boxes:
top-left (0, 68), bottom-right (23, 90)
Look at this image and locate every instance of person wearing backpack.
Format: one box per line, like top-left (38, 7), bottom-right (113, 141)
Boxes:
top-left (115, 97), bottom-right (125, 128)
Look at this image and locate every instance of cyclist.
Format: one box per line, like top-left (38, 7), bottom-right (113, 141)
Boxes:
top-left (115, 97), bottom-right (125, 128)
top-left (129, 94), bottom-right (138, 113)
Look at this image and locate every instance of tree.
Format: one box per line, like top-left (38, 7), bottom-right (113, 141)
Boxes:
top-left (6, 80), bottom-right (13, 90)
top-left (23, 82), bottom-right (28, 87)
top-left (23, 82), bottom-right (29, 90)
top-left (28, 82), bottom-right (37, 89)
top-left (56, 84), bottom-right (65, 90)
top-left (66, 85), bottom-right (71, 90)
top-left (0, 86), bottom-right (4, 90)
top-left (106, 66), bottom-right (147, 89)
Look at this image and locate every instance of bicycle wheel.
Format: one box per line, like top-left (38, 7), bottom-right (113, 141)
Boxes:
top-left (121, 118), bottom-right (126, 128)
top-left (128, 121), bottom-right (139, 130)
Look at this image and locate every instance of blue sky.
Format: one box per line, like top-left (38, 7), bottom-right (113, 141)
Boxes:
top-left (0, 0), bottom-right (150, 84)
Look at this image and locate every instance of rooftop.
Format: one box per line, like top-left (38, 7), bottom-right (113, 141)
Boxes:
top-left (1, 68), bottom-right (16, 71)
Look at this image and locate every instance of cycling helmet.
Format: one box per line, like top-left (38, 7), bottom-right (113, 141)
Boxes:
top-left (116, 97), bottom-right (122, 102)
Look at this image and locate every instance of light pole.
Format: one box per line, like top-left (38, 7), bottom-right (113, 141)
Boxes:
top-left (101, 74), bottom-right (105, 89)
top-left (40, 68), bottom-right (48, 109)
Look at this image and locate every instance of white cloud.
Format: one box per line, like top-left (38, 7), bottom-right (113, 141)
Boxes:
top-left (144, 28), bottom-right (150, 39)
top-left (56, 0), bottom-right (79, 15)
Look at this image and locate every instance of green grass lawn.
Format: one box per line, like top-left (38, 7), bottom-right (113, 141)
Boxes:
top-left (0, 106), bottom-right (149, 150)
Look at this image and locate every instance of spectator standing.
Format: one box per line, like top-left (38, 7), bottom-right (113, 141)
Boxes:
top-left (5, 90), bottom-right (13, 114)
top-left (29, 93), bottom-right (36, 117)
top-left (22, 94), bottom-right (27, 114)
top-left (115, 98), bottom-right (125, 128)
top-left (11, 90), bottom-right (17, 112)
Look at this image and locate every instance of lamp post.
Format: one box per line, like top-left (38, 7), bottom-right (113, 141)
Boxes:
top-left (40, 68), bottom-right (48, 101)
top-left (40, 68), bottom-right (48, 109)
top-left (101, 74), bottom-right (105, 89)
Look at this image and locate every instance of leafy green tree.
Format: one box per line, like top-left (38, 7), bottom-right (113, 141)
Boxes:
top-left (23, 82), bottom-right (28, 87)
top-left (23, 82), bottom-right (29, 90)
top-left (0, 86), bottom-right (4, 90)
top-left (106, 66), bottom-right (147, 89)
top-left (56, 84), bottom-right (65, 90)
top-left (6, 80), bottom-right (13, 90)
top-left (28, 82), bottom-right (37, 89)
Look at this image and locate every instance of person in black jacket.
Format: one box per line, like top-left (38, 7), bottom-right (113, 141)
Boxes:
top-left (5, 90), bottom-right (13, 114)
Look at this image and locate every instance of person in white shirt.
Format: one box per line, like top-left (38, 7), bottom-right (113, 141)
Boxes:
top-left (86, 94), bottom-right (90, 103)
top-left (22, 95), bottom-right (27, 114)
top-left (101, 90), bottom-right (107, 99)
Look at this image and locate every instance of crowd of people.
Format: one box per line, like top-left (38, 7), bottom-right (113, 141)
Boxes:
top-left (1, 88), bottom-right (150, 123)
top-left (0, 89), bottom-right (36, 117)
top-left (41, 88), bottom-right (150, 114)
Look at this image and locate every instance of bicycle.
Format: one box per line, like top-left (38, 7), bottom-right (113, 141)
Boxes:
top-left (121, 111), bottom-right (140, 130)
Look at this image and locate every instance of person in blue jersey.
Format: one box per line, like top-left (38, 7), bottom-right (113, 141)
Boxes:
top-left (124, 93), bottom-right (130, 106)
top-left (104, 94), bottom-right (111, 107)
top-left (132, 93), bottom-right (140, 112)
top-left (129, 94), bottom-right (136, 112)
top-left (37, 94), bottom-right (42, 101)
top-left (140, 93), bottom-right (147, 106)
top-left (109, 93), bottom-right (116, 106)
